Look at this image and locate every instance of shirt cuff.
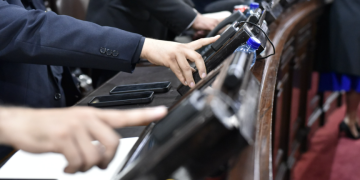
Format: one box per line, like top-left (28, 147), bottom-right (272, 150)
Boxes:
top-left (186, 9), bottom-right (198, 30)
top-left (131, 37), bottom-right (145, 65)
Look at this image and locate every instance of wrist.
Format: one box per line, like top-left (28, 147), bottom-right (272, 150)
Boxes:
top-left (192, 14), bottom-right (200, 29)
top-left (0, 107), bottom-right (12, 145)
top-left (140, 38), bottom-right (149, 60)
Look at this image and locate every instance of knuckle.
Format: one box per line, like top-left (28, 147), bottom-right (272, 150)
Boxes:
top-left (79, 110), bottom-right (93, 119)
top-left (104, 136), bottom-right (120, 149)
top-left (183, 66), bottom-right (191, 72)
top-left (195, 53), bottom-right (202, 59)
top-left (170, 57), bottom-right (177, 62)
top-left (54, 128), bottom-right (70, 140)
top-left (111, 137), bottom-right (120, 147)
top-left (69, 121), bottom-right (82, 131)
top-left (165, 53), bottom-right (175, 61)
top-left (177, 44), bottom-right (185, 48)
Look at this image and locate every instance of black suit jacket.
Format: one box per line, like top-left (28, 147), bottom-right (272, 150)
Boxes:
top-left (86, 0), bottom-right (197, 40)
top-left (0, 0), bottom-right (145, 108)
top-left (0, 0), bottom-right (147, 159)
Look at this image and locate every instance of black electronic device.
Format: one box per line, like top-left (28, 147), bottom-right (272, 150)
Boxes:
top-left (197, 22), bottom-right (240, 62)
top-left (113, 91), bottom-right (248, 180)
top-left (196, 11), bottom-right (245, 63)
top-left (88, 91), bottom-right (154, 107)
top-left (197, 10), bottom-right (261, 63)
top-left (109, 81), bottom-right (171, 94)
top-left (112, 50), bottom-right (260, 180)
top-left (261, 1), bottom-right (283, 24)
top-left (207, 11), bottom-right (247, 38)
top-left (178, 11), bottom-right (269, 96)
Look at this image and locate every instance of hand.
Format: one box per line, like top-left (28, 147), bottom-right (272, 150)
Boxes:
top-left (192, 30), bottom-right (208, 40)
top-left (141, 36), bottom-right (220, 88)
top-left (192, 13), bottom-right (221, 31)
top-left (0, 106), bottom-right (167, 173)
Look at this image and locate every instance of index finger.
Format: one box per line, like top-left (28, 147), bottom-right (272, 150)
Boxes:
top-left (95, 106), bottom-right (168, 127)
top-left (186, 35), bottom-right (220, 50)
top-left (186, 50), bottom-right (207, 79)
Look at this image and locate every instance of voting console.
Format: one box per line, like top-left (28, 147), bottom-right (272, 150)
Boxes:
top-left (113, 50), bottom-right (259, 179)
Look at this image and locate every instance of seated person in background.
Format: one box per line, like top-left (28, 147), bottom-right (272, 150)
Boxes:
top-left (192, 0), bottom-right (221, 13)
top-left (0, 106), bottom-right (167, 173)
top-left (317, 0), bottom-right (360, 139)
top-left (200, 0), bottom-right (255, 14)
top-left (86, 0), bottom-right (223, 87)
top-left (87, 0), bottom-right (220, 41)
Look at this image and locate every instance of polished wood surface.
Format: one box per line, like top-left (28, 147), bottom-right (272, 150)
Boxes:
top-left (227, 1), bottom-right (325, 179)
top-left (255, 1), bottom-right (324, 180)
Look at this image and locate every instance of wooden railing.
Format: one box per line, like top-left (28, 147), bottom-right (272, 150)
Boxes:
top-left (228, 1), bottom-right (326, 179)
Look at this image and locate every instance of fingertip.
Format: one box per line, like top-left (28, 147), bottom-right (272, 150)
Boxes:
top-left (201, 73), bottom-right (206, 78)
top-left (99, 164), bottom-right (108, 169)
top-left (213, 35), bottom-right (220, 40)
top-left (143, 106), bottom-right (168, 121)
top-left (64, 166), bottom-right (74, 174)
top-left (152, 106), bottom-right (168, 115)
top-left (207, 35), bottom-right (220, 43)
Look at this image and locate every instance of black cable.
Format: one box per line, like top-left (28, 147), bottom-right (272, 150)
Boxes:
top-left (237, 21), bottom-right (276, 60)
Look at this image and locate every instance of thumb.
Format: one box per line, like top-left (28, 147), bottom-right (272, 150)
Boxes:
top-left (96, 106), bottom-right (168, 127)
top-left (187, 35), bottom-right (220, 50)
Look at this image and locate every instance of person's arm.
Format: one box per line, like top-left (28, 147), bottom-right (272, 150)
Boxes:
top-left (140, 36), bottom-right (219, 88)
top-left (0, 1), bottom-right (144, 72)
top-left (0, 1), bottom-right (219, 87)
top-left (0, 106), bottom-right (167, 173)
top-left (134, 0), bottom-right (221, 36)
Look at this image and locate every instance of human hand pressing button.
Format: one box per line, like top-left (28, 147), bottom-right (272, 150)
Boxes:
top-left (140, 36), bottom-right (220, 88)
top-left (0, 106), bottom-right (167, 173)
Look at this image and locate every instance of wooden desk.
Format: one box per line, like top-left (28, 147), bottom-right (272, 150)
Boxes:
top-left (76, 66), bottom-right (182, 109)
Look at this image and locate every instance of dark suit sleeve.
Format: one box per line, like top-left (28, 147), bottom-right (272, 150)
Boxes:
top-left (0, 1), bottom-right (144, 72)
top-left (135, 0), bottom-right (198, 34)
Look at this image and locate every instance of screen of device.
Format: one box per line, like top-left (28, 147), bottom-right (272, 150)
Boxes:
top-left (90, 92), bottom-right (153, 104)
top-left (111, 82), bottom-right (170, 93)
